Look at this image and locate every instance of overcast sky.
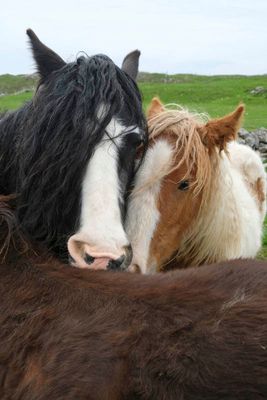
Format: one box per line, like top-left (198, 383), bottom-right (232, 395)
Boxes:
top-left (1, 0), bottom-right (267, 75)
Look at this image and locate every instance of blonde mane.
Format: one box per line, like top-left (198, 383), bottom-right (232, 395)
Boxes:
top-left (147, 106), bottom-right (216, 196)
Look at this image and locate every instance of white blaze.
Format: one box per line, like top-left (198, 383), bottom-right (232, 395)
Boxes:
top-left (75, 117), bottom-right (129, 259)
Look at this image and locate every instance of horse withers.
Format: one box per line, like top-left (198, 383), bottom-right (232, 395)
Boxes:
top-left (0, 30), bottom-right (147, 270)
top-left (126, 97), bottom-right (266, 273)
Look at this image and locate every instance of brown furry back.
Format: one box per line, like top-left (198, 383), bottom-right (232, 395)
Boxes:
top-left (0, 196), bottom-right (267, 399)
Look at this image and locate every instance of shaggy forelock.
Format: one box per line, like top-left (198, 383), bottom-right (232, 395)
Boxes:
top-left (0, 54), bottom-right (146, 258)
top-left (136, 106), bottom-right (211, 196)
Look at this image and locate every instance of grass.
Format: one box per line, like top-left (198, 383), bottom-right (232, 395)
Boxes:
top-left (139, 75), bottom-right (267, 130)
top-left (257, 218), bottom-right (267, 259)
top-left (0, 92), bottom-right (33, 111)
top-left (0, 74), bottom-right (37, 95)
top-left (0, 72), bottom-right (267, 258)
top-left (1, 74), bottom-right (267, 129)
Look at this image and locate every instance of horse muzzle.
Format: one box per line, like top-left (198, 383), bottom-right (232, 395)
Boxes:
top-left (67, 233), bottom-right (133, 271)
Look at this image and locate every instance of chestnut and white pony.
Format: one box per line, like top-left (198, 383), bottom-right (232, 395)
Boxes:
top-left (126, 98), bottom-right (266, 273)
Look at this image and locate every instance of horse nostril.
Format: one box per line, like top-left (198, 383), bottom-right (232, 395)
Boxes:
top-left (107, 255), bottom-right (125, 271)
top-left (84, 253), bottom-right (95, 265)
top-left (107, 246), bottom-right (133, 271)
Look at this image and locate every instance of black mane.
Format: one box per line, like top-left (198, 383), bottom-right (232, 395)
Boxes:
top-left (0, 54), bottom-right (146, 258)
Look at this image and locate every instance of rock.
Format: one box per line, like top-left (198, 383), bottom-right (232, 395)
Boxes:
top-left (254, 128), bottom-right (267, 144)
top-left (237, 137), bottom-right (246, 145)
top-left (245, 132), bottom-right (260, 150)
top-left (238, 129), bottom-right (259, 150)
top-left (259, 144), bottom-right (267, 153)
top-left (250, 86), bottom-right (266, 95)
top-left (238, 128), bottom-right (250, 139)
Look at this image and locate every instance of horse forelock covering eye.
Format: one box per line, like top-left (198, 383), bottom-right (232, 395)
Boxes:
top-left (0, 30), bottom-right (147, 271)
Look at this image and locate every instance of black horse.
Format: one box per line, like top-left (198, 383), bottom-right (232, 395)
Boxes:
top-left (0, 30), bottom-right (147, 270)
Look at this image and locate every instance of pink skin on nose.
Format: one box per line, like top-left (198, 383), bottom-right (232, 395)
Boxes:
top-left (67, 233), bottom-right (123, 270)
top-left (88, 257), bottom-right (110, 270)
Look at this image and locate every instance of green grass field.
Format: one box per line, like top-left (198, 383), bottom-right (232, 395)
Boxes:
top-left (0, 74), bottom-right (36, 95)
top-left (139, 75), bottom-right (267, 130)
top-left (0, 91), bottom-right (33, 111)
top-left (0, 72), bottom-right (267, 258)
top-left (1, 73), bottom-right (267, 129)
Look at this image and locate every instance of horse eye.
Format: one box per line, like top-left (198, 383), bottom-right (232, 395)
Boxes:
top-left (178, 180), bottom-right (189, 191)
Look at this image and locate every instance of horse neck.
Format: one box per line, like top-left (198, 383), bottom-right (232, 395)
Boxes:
top-left (177, 149), bottom-right (262, 265)
top-left (0, 110), bottom-right (22, 194)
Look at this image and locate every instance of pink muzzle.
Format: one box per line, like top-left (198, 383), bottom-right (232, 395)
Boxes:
top-left (67, 232), bottom-right (132, 271)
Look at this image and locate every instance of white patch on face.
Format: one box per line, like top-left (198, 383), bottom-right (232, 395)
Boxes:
top-left (126, 140), bottom-right (174, 274)
top-left (71, 117), bottom-right (130, 261)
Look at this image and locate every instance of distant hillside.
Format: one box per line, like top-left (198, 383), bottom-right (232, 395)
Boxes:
top-left (1, 71), bottom-right (267, 93)
top-left (0, 74), bottom-right (37, 95)
top-left (138, 72), bottom-right (267, 83)
top-left (1, 73), bottom-right (267, 130)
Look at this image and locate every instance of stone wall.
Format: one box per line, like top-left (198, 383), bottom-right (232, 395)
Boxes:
top-left (238, 128), bottom-right (267, 163)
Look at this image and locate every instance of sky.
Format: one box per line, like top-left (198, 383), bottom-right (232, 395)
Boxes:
top-left (1, 0), bottom-right (267, 75)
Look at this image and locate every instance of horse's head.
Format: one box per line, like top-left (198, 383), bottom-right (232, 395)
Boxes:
top-left (126, 97), bottom-right (244, 273)
top-left (18, 30), bottom-right (147, 270)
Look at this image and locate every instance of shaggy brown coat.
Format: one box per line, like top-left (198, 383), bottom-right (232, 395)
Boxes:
top-left (0, 197), bottom-right (267, 399)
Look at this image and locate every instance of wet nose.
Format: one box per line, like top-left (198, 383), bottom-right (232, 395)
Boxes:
top-left (107, 255), bottom-right (125, 270)
top-left (107, 245), bottom-right (133, 271)
top-left (67, 232), bottom-right (132, 270)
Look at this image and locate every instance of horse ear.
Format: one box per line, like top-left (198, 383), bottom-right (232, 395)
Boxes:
top-left (121, 50), bottom-right (141, 81)
top-left (26, 29), bottom-right (66, 80)
top-left (147, 97), bottom-right (165, 119)
top-left (199, 105), bottom-right (245, 152)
